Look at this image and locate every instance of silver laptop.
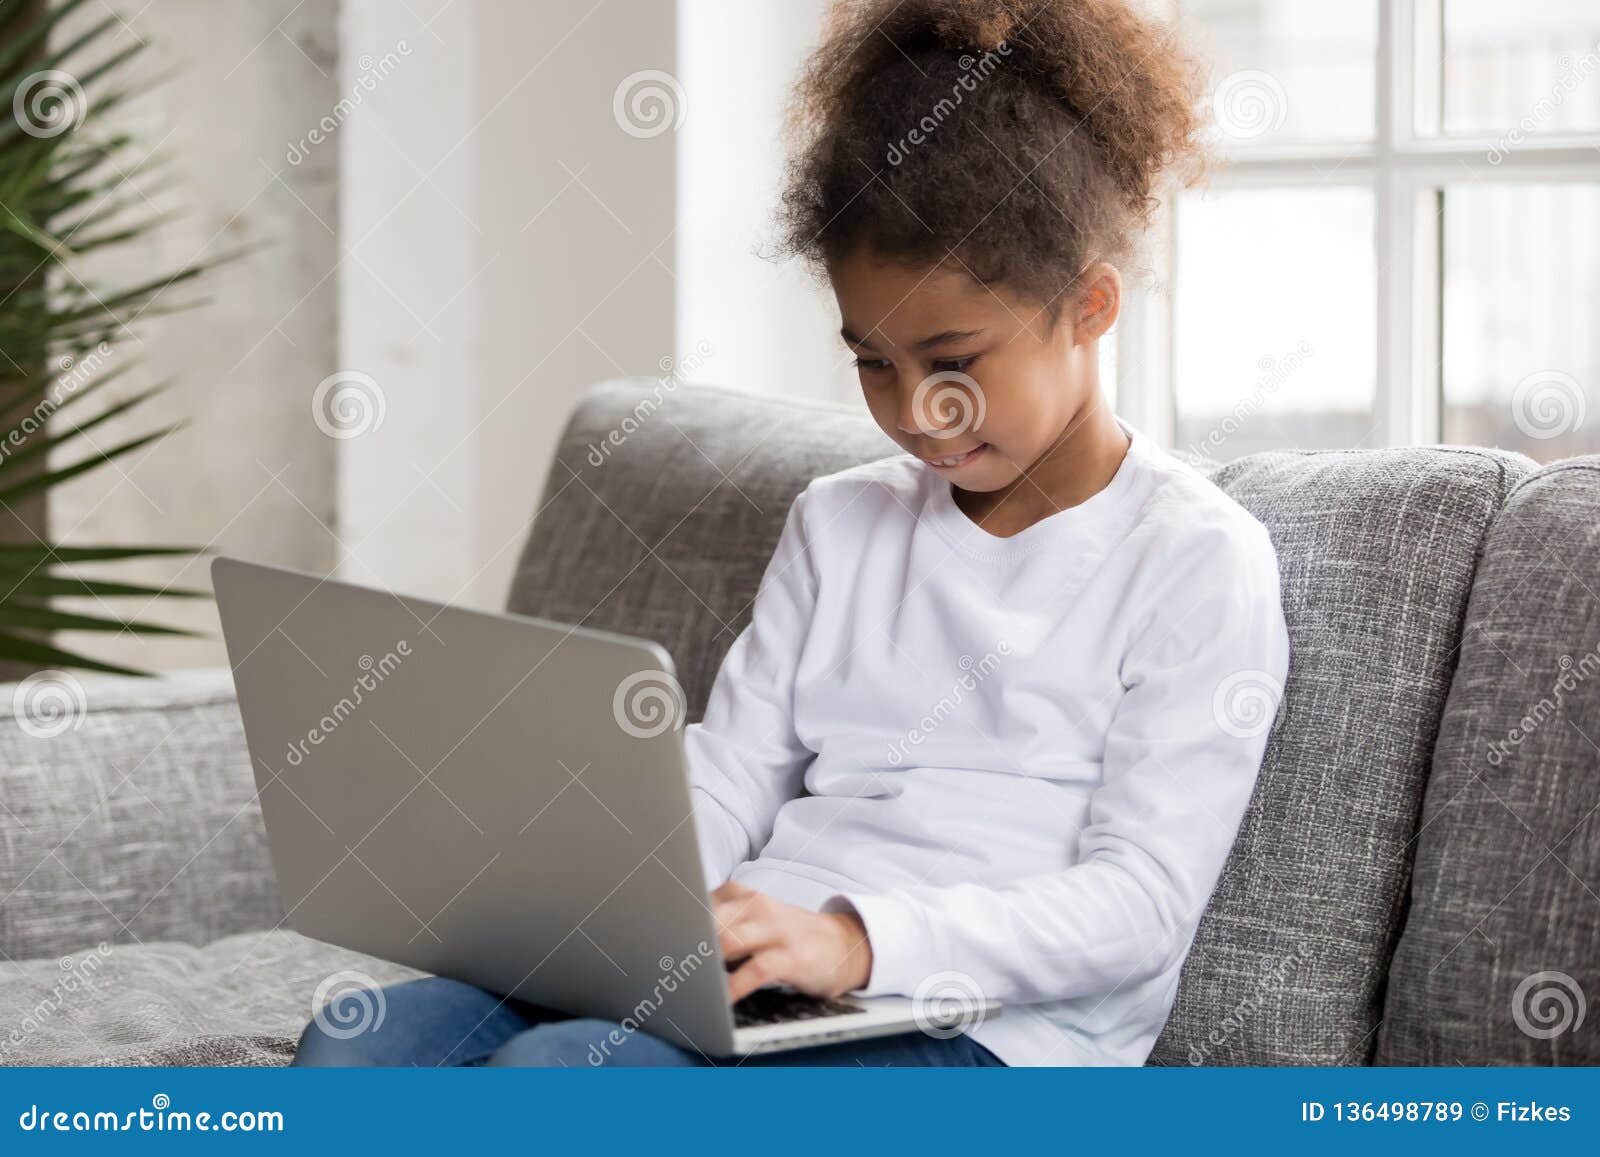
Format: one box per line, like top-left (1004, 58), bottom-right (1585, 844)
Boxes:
top-left (212, 557), bottom-right (996, 1057)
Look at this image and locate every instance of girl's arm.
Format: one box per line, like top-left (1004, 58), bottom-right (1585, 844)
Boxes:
top-left (825, 530), bottom-right (1290, 1006)
top-left (682, 488), bottom-right (820, 888)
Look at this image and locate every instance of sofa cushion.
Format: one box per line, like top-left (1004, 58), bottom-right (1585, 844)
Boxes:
top-left (511, 380), bottom-right (1531, 1065)
top-left (1147, 446), bottom-right (1530, 1065)
top-left (0, 929), bottom-right (420, 1066)
top-left (0, 670), bottom-right (281, 962)
top-left (1378, 459), bottom-right (1600, 1065)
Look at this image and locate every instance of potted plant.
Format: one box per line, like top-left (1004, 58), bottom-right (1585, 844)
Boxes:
top-left (0, 0), bottom-right (230, 675)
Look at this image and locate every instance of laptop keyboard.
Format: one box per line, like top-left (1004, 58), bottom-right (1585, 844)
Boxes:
top-left (732, 987), bottom-right (865, 1028)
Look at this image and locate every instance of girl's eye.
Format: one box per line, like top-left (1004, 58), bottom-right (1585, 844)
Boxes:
top-left (853, 356), bottom-right (892, 372)
top-left (931, 356), bottom-right (977, 373)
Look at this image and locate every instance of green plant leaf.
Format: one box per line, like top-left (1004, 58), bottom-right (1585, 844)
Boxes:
top-left (0, 629), bottom-right (145, 676)
top-left (0, 601), bottom-right (194, 636)
top-left (1, 573), bottom-right (206, 599)
top-left (0, 425), bottom-right (176, 503)
top-left (0, 0), bottom-right (239, 677)
top-left (0, 359), bottom-right (145, 428)
top-left (0, 544), bottom-right (203, 569)
top-left (0, 381), bottom-right (168, 471)
top-left (0, 0), bottom-right (95, 88)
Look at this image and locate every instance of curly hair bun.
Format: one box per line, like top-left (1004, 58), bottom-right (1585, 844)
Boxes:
top-left (782, 0), bottom-right (1211, 304)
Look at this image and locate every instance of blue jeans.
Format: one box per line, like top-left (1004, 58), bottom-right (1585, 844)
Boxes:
top-left (292, 977), bottom-right (1004, 1067)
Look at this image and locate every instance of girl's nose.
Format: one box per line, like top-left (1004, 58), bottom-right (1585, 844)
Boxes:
top-left (895, 389), bottom-right (925, 437)
top-left (896, 374), bottom-right (970, 438)
top-left (895, 375), bottom-right (938, 437)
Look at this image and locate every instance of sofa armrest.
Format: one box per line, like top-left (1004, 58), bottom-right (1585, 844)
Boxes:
top-left (0, 668), bottom-right (282, 963)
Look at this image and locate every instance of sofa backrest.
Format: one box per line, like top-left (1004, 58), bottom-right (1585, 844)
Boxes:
top-left (1379, 458), bottom-right (1600, 1065)
top-left (509, 378), bottom-right (1531, 1064)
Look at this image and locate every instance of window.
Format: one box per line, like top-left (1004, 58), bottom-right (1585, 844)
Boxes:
top-left (1133, 0), bottom-right (1600, 462)
top-left (1174, 187), bottom-right (1374, 460)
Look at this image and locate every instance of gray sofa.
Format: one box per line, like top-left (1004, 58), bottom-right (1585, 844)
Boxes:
top-left (1, 379), bottom-right (1595, 1066)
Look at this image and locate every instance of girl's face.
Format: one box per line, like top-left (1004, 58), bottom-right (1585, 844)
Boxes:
top-left (830, 247), bottom-right (1118, 494)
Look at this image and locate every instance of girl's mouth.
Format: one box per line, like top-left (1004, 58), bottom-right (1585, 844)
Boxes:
top-left (922, 444), bottom-right (988, 470)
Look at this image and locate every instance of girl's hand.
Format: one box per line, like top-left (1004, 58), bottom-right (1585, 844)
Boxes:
top-left (711, 881), bottom-right (873, 1003)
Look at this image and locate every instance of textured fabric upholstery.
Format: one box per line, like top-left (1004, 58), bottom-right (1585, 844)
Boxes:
top-left (510, 380), bottom-right (1534, 1065)
top-left (0, 930), bottom-right (419, 1067)
top-left (1378, 459), bottom-right (1600, 1064)
top-left (1148, 447), bottom-right (1531, 1064)
top-left (0, 669), bottom-right (282, 963)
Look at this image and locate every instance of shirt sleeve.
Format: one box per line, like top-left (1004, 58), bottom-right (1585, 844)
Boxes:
top-left (683, 487), bottom-right (820, 888)
top-left (825, 522), bottom-right (1290, 1005)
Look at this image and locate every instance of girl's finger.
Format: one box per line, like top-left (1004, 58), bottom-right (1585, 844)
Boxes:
top-left (711, 890), bottom-right (766, 931)
top-left (717, 917), bottom-right (781, 962)
top-left (725, 949), bottom-right (792, 1004)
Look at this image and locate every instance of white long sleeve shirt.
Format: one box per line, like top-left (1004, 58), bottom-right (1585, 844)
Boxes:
top-left (684, 421), bottom-right (1290, 1066)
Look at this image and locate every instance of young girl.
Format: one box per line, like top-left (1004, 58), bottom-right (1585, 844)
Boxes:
top-left (295, 0), bottom-right (1288, 1068)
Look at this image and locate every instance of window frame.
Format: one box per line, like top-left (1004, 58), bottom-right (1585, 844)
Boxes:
top-left (1121, 0), bottom-right (1600, 450)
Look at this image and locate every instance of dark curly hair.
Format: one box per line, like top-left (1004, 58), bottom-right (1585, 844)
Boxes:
top-left (779, 0), bottom-right (1211, 309)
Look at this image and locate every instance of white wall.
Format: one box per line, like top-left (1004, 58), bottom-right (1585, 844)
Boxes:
top-left (675, 0), bottom-right (858, 406)
top-left (339, 0), bottom-right (678, 611)
top-left (53, 0), bottom-right (341, 671)
top-left (336, 0), bottom-right (480, 606)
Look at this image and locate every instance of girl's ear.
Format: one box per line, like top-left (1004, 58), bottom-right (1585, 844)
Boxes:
top-left (1073, 263), bottom-right (1122, 345)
